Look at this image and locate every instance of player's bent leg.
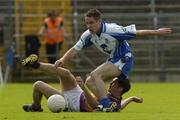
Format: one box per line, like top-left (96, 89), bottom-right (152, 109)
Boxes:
top-left (56, 68), bottom-right (77, 91)
top-left (85, 76), bottom-right (106, 100)
top-left (86, 62), bottom-right (121, 98)
top-left (22, 55), bottom-right (77, 97)
top-left (23, 81), bottom-right (62, 112)
top-left (92, 62), bottom-right (121, 80)
top-left (85, 62), bottom-right (121, 109)
top-left (33, 80), bottom-right (62, 99)
top-left (39, 63), bottom-right (77, 91)
top-left (22, 56), bottom-right (77, 91)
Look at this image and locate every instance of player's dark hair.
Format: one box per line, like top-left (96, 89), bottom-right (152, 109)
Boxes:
top-left (117, 74), bottom-right (131, 94)
top-left (84, 9), bottom-right (102, 21)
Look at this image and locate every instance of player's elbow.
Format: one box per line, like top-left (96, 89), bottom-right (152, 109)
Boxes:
top-left (90, 71), bottom-right (100, 80)
top-left (85, 72), bottom-right (99, 86)
top-left (62, 69), bottom-right (71, 77)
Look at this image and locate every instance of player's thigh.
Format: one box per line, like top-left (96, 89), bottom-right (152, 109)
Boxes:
top-left (34, 81), bottom-right (62, 98)
top-left (91, 62), bottom-right (121, 80)
top-left (56, 67), bottom-right (77, 91)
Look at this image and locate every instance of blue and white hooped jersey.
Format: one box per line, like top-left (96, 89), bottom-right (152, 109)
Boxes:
top-left (73, 22), bottom-right (136, 63)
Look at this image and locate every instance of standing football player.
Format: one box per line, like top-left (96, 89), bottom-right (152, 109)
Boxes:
top-left (54, 9), bottom-right (172, 110)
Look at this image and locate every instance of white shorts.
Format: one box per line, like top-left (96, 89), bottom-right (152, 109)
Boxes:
top-left (108, 53), bottom-right (134, 76)
top-left (62, 85), bottom-right (83, 112)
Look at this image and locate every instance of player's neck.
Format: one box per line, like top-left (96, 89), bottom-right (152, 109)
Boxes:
top-left (107, 92), bottom-right (121, 102)
top-left (96, 24), bottom-right (102, 37)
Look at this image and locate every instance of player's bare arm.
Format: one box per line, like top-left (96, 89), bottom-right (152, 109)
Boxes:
top-left (121, 96), bottom-right (143, 110)
top-left (54, 47), bottom-right (77, 67)
top-left (136, 28), bottom-right (172, 36)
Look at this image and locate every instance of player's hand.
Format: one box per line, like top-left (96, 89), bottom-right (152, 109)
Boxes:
top-left (130, 96), bottom-right (143, 103)
top-left (54, 58), bottom-right (64, 68)
top-left (156, 28), bottom-right (172, 35)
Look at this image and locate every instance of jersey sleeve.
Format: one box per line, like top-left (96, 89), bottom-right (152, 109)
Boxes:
top-left (123, 24), bottom-right (136, 34)
top-left (107, 24), bottom-right (137, 41)
top-left (73, 30), bottom-right (93, 51)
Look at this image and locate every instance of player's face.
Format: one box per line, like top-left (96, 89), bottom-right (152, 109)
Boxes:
top-left (85, 16), bottom-right (101, 33)
top-left (108, 78), bottom-right (123, 97)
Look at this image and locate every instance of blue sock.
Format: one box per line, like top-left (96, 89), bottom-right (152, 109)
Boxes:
top-left (99, 98), bottom-right (112, 108)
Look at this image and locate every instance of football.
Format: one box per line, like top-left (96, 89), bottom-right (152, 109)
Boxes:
top-left (47, 94), bottom-right (66, 113)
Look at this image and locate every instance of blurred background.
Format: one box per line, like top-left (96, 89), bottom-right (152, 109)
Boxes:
top-left (0, 0), bottom-right (180, 84)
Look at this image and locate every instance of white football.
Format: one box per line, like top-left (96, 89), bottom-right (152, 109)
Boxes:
top-left (47, 94), bottom-right (66, 113)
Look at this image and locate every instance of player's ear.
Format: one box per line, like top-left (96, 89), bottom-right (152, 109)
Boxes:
top-left (98, 19), bottom-right (102, 23)
top-left (118, 87), bottom-right (123, 94)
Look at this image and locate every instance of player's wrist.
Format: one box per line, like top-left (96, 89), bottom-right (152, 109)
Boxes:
top-left (154, 30), bottom-right (159, 35)
top-left (129, 96), bottom-right (135, 101)
top-left (81, 84), bottom-right (87, 90)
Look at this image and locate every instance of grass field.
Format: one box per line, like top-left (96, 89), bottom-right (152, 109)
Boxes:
top-left (0, 83), bottom-right (180, 120)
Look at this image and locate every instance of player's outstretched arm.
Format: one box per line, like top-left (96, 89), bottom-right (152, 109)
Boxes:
top-left (136, 28), bottom-right (172, 36)
top-left (121, 96), bottom-right (143, 110)
top-left (54, 47), bottom-right (77, 67)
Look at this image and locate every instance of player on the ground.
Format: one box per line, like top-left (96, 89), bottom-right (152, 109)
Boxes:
top-left (21, 54), bottom-right (143, 112)
top-left (54, 9), bottom-right (172, 109)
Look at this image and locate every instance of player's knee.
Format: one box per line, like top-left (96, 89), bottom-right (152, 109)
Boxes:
top-left (85, 76), bottom-right (93, 87)
top-left (85, 71), bottom-right (103, 87)
top-left (33, 80), bottom-right (44, 90)
top-left (56, 67), bottom-right (72, 78)
top-left (85, 72), bottom-right (96, 85)
top-left (63, 69), bottom-right (71, 77)
top-left (89, 71), bottom-right (99, 80)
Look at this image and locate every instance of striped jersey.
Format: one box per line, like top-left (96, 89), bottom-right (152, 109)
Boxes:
top-left (73, 22), bottom-right (136, 63)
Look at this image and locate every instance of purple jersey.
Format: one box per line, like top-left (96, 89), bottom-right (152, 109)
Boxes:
top-left (107, 93), bottom-right (122, 112)
top-left (79, 93), bottom-right (91, 112)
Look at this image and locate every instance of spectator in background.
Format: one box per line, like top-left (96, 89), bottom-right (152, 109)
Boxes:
top-left (25, 35), bottom-right (41, 57)
top-left (39, 10), bottom-right (65, 64)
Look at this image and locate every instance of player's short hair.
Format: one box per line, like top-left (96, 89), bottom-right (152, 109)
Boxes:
top-left (84, 8), bottom-right (102, 21)
top-left (117, 75), bottom-right (131, 94)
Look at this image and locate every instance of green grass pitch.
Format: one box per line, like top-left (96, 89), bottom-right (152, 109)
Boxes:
top-left (0, 83), bottom-right (180, 120)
